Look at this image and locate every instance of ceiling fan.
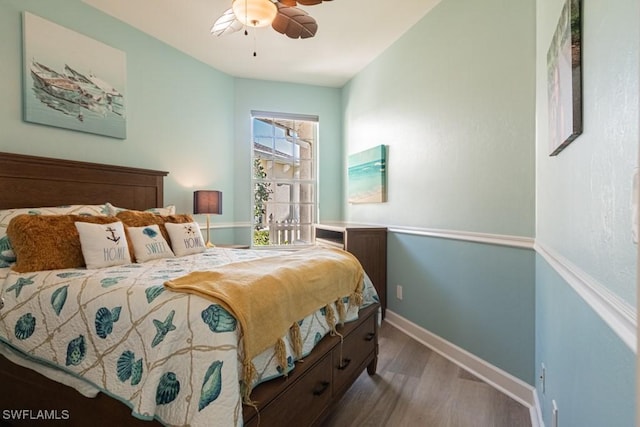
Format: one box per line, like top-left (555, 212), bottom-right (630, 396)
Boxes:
top-left (211, 0), bottom-right (333, 39)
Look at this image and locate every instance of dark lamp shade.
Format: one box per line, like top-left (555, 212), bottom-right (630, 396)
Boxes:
top-left (193, 190), bottom-right (222, 215)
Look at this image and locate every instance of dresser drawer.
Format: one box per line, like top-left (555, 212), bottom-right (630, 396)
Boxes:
top-left (332, 312), bottom-right (377, 394)
top-left (256, 353), bottom-right (333, 426)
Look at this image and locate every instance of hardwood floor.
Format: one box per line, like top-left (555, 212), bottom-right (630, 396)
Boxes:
top-left (320, 322), bottom-right (531, 427)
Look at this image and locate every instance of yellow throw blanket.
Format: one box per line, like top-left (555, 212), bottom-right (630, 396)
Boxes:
top-left (164, 247), bottom-right (364, 398)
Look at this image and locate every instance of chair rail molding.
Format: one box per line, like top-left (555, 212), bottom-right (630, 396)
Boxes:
top-left (387, 225), bottom-right (534, 249)
top-left (534, 242), bottom-right (637, 353)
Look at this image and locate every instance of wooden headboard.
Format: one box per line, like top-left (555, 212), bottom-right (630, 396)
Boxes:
top-left (0, 152), bottom-right (168, 210)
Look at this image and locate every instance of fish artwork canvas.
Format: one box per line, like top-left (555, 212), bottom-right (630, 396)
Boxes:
top-left (22, 12), bottom-right (127, 139)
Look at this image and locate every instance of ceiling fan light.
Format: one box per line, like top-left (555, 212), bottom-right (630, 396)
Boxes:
top-left (232, 0), bottom-right (277, 28)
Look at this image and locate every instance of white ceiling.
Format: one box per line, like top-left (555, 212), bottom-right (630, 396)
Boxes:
top-left (82, 0), bottom-right (441, 88)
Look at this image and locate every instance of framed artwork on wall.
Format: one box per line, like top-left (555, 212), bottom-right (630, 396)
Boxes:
top-left (547, 0), bottom-right (582, 156)
top-left (348, 145), bottom-right (387, 204)
top-left (22, 12), bottom-right (127, 139)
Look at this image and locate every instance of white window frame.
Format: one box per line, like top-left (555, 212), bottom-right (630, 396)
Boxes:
top-left (250, 110), bottom-right (319, 248)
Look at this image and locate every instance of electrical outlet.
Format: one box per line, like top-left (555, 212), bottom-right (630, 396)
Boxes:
top-left (552, 400), bottom-right (559, 427)
top-left (540, 363), bottom-right (546, 394)
top-left (396, 285), bottom-right (403, 300)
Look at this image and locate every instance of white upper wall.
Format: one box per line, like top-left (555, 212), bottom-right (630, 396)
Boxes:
top-left (342, 0), bottom-right (536, 238)
top-left (536, 0), bottom-right (639, 304)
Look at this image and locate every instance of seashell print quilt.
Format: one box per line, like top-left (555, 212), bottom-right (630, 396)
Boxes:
top-left (0, 248), bottom-right (379, 426)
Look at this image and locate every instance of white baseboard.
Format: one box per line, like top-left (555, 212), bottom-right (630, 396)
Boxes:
top-left (532, 387), bottom-right (544, 427)
top-left (385, 310), bottom-right (542, 427)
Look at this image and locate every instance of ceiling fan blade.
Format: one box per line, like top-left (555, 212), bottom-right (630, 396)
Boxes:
top-left (272, 5), bottom-right (318, 39)
top-left (278, 0), bottom-right (333, 6)
top-left (211, 8), bottom-right (243, 36)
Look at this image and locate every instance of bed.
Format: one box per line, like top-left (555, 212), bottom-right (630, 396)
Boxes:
top-left (0, 152), bottom-right (379, 427)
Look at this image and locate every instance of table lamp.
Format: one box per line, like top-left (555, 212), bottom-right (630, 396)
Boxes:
top-left (193, 190), bottom-right (222, 247)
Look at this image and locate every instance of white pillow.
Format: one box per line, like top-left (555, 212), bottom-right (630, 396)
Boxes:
top-left (164, 222), bottom-right (206, 257)
top-left (75, 221), bottom-right (132, 269)
top-left (105, 202), bottom-right (176, 216)
top-left (127, 224), bottom-right (175, 262)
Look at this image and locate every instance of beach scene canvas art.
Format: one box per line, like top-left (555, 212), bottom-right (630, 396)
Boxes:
top-left (348, 145), bottom-right (387, 204)
top-left (23, 12), bottom-right (126, 139)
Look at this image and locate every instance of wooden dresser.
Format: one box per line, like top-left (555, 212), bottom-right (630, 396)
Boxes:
top-left (314, 223), bottom-right (387, 318)
top-left (243, 303), bottom-right (379, 427)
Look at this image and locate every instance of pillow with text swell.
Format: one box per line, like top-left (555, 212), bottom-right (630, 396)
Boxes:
top-left (127, 224), bottom-right (175, 262)
top-left (115, 210), bottom-right (193, 250)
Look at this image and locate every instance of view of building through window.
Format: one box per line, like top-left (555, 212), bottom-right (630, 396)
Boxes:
top-left (251, 112), bottom-right (318, 247)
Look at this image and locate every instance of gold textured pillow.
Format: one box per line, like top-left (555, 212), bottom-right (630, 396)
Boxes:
top-left (7, 214), bottom-right (120, 273)
top-left (0, 204), bottom-right (108, 268)
top-left (116, 211), bottom-right (193, 249)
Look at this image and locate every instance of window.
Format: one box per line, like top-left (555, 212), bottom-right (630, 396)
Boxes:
top-left (251, 111), bottom-right (318, 247)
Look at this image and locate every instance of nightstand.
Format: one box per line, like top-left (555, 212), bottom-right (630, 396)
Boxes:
top-left (314, 223), bottom-right (387, 318)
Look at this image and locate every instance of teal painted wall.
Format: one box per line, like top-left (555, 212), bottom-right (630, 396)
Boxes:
top-left (388, 233), bottom-right (535, 382)
top-left (232, 78), bottom-right (343, 244)
top-left (0, 0), bottom-right (237, 243)
top-left (536, 257), bottom-right (635, 426)
top-left (341, 0), bottom-right (537, 384)
top-left (535, 0), bottom-right (638, 425)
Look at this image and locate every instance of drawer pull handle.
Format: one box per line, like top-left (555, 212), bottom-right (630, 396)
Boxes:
top-left (365, 332), bottom-right (375, 341)
top-left (313, 381), bottom-right (330, 396)
top-left (338, 358), bottom-right (351, 370)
